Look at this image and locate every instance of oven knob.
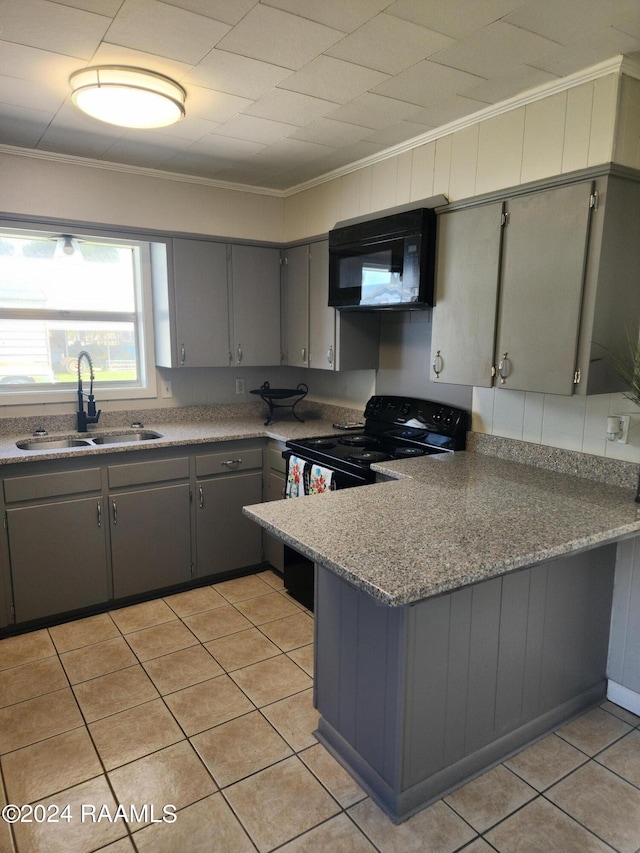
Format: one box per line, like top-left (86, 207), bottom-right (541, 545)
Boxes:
top-left (432, 409), bottom-right (443, 422)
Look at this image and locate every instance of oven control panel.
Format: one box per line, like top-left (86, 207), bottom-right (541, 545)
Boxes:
top-left (363, 395), bottom-right (468, 437)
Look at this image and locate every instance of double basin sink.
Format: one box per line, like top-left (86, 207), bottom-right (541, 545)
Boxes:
top-left (17, 430), bottom-right (163, 451)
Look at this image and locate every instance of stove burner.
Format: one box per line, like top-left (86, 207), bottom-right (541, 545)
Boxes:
top-left (346, 450), bottom-right (391, 464)
top-left (304, 437), bottom-right (337, 449)
top-left (339, 435), bottom-right (378, 448)
top-left (387, 428), bottom-right (427, 440)
top-left (394, 447), bottom-right (426, 458)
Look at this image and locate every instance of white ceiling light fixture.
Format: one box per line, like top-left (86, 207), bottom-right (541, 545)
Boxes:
top-left (70, 66), bottom-right (186, 129)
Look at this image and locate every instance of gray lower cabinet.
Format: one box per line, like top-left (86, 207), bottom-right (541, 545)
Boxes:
top-left (1, 443), bottom-right (267, 627)
top-left (107, 455), bottom-right (192, 598)
top-left (7, 496), bottom-right (109, 623)
top-left (315, 545), bottom-right (616, 822)
top-left (109, 483), bottom-right (192, 598)
top-left (194, 447), bottom-right (263, 578)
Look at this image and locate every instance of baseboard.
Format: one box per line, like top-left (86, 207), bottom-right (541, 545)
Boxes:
top-left (607, 680), bottom-right (640, 716)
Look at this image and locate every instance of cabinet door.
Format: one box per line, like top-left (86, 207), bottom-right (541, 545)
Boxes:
top-left (431, 202), bottom-right (503, 387)
top-left (282, 245), bottom-right (309, 367)
top-left (7, 497), bottom-right (108, 623)
top-left (496, 182), bottom-right (593, 394)
top-left (110, 484), bottom-right (191, 598)
top-left (309, 240), bottom-right (336, 370)
top-left (196, 471), bottom-right (263, 578)
top-left (230, 245), bottom-right (281, 366)
top-left (173, 239), bottom-right (230, 367)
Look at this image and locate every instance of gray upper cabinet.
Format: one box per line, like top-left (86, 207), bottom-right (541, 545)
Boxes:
top-left (430, 202), bottom-right (502, 387)
top-left (282, 244), bottom-right (310, 367)
top-left (308, 240), bottom-right (337, 370)
top-left (229, 244), bottom-right (281, 367)
top-left (283, 239), bottom-right (379, 371)
top-left (152, 239), bottom-right (230, 368)
top-left (432, 171), bottom-right (640, 395)
top-left (495, 181), bottom-right (593, 395)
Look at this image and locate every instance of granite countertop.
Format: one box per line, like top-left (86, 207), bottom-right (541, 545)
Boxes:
top-left (0, 404), bottom-right (352, 466)
top-left (243, 451), bottom-right (640, 607)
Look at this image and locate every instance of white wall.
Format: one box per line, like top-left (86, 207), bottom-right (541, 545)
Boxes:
top-left (283, 67), bottom-right (640, 463)
top-left (0, 150), bottom-right (284, 242)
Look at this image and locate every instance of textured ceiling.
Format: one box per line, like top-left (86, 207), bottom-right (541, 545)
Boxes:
top-left (1, 0), bottom-right (639, 192)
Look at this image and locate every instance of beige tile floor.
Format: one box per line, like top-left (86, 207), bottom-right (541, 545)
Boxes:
top-left (0, 568), bottom-right (639, 853)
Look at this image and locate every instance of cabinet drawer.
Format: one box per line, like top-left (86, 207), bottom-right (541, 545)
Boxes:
top-left (108, 457), bottom-right (190, 488)
top-left (196, 447), bottom-right (262, 477)
top-left (4, 468), bottom-right (102, 503)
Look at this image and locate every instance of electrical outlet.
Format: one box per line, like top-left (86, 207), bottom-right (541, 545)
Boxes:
top-left (161, 380), bottom-right (173, 399)
top-left (235, 378), bottom-right (245, 395)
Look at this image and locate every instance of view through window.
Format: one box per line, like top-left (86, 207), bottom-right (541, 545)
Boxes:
top-left (0, 229), bottom-right (149, 396)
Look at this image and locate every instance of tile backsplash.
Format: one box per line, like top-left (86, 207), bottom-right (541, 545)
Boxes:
top-left (473, 387), bottom-right (640, 463)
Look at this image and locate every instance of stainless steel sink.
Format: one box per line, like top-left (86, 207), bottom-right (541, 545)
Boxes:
top-left (17, 438), bottom-right (92, 450)
top-left (90, 430), bottom-right (163, 444)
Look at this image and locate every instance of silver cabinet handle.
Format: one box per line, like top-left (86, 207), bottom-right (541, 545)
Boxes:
top-left (112, 499), bottom-right (117, 525)
top-left (199, 485), bottom-right (204, 509)
top-left (302, 346), bottom-right (307, 363)
top-left (180, 343), bottom-right (185, 365)
top-left (221, 458), bottom-right (242, 467)
top-left (237, 344), bottom-right (243, 364)
top-left (497, 352), bottom-right (511, 384)
top-left (327, 345), bottom-right (334, 365)
top-left (432, 350), bottom-right (443, 378)
top-left (97, 501), bottom-right (102, 528)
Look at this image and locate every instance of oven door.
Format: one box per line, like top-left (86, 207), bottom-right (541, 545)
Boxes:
top-left (283, 450), bottom-right (370, 493)
top-left (281, 450), bottom-right (367, 611)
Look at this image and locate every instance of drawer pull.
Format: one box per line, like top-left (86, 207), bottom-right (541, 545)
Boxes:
top-left (221, 459), bottom-right (242, 467)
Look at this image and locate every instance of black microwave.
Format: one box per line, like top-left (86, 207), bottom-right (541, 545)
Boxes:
top-left (328, 207), bottom-right (436, 310)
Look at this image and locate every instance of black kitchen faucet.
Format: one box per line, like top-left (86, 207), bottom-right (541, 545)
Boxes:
top-left (76, 350), bottom-right (101, 432)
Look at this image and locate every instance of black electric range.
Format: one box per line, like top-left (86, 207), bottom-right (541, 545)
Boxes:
top-left (281, 395), bottom-right (469, 609)
top-left (285, 394), bottom-right (469, 487)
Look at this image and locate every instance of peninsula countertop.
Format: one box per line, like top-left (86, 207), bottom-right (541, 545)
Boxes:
top-left (243, 451), bottom-right (640, 606)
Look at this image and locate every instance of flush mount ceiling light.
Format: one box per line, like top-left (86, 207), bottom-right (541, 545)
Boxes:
top-left (69, 66), bottom-right (186, 129)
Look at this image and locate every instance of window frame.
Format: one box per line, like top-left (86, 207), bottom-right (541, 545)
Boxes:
top-left (0, 218), bottom-right (158, 405)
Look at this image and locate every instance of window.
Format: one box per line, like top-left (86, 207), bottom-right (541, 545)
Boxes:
top-left (0, 225), bottom-right (157, 402)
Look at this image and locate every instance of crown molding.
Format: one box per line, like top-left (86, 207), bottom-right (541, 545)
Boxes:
top-left (282, 55), bottom-right (634, 197)
top-left (1, 55), bottom-right (637, 201)
top-left (0, 143), bottom-right (286, 197)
